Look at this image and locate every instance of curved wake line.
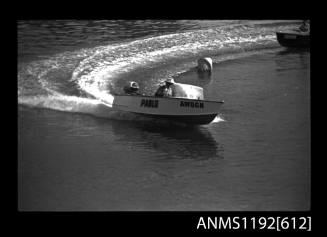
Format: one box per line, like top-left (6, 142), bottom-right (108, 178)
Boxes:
top-left (18, 22), bottom-right (293, 116)
top-left (73, 33), bottom-right (278, 102)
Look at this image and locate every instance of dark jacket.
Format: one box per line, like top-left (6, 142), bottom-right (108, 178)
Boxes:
top-left (155, 85), bottom-right (173, 97)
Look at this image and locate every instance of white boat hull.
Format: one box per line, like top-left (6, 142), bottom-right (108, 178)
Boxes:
top-left (112, 95), bottom-right (224, 125)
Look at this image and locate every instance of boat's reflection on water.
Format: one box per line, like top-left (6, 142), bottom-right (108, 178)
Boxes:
top-left (22, 105), bottom-right (224, 161)
top-left (107, 117), bottom-right (224, 161)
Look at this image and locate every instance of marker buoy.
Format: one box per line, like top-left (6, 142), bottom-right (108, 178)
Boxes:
top-left (197, 57), bottom-right (213, 72)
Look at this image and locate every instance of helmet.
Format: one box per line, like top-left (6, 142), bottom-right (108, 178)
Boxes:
top-left (130, 81), bottom-right (139, 89)
top-left (165, 78), bottom-right (175, 84)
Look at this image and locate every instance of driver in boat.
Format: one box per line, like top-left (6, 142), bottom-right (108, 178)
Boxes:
top-left (155, 78), bottom-right (176, 97)
top-left (123, 81), bottom-right (140, 95)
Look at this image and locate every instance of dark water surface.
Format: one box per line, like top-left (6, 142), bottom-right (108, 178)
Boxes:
top-left (18, 20), bottom-right (310, 211)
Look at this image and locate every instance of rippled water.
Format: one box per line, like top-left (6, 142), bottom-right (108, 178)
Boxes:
top-left (18, 20), bottom-right (310, 211)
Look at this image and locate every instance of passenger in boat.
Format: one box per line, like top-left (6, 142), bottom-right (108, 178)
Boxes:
top-left (123, 81), bottom-right (140, 95)
top-left (155, 78), bottom-right (175, 97)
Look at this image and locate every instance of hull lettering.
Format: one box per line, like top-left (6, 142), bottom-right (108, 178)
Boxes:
top-left (180, 101), bottom-right (204, 108)
top-left (140, 99), bottom-right (159, 108)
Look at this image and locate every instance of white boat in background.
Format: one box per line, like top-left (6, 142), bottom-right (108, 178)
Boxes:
top-left (276, 31), bottom-right (310, 48)
top-left (276, 20), bottom-right (310, 48)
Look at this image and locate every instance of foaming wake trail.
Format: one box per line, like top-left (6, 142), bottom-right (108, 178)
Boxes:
top-left (72, 24), bottom-right (282, 100)
top-left (19, 21), bottom-right (294, 120)
top-left (18, 94), bottom-right (156, 122)
top-left (18, 47), bottom-right (115, 116)
top-left (18, 95), bottom-right (114, 117)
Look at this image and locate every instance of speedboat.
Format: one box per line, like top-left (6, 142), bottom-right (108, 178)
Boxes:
top-left (110, 82), bottom-right (224, 125)
top-left (276, 31), bottom-right (310, 48)
top-left (112, 95), bottom-right (223, 125)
